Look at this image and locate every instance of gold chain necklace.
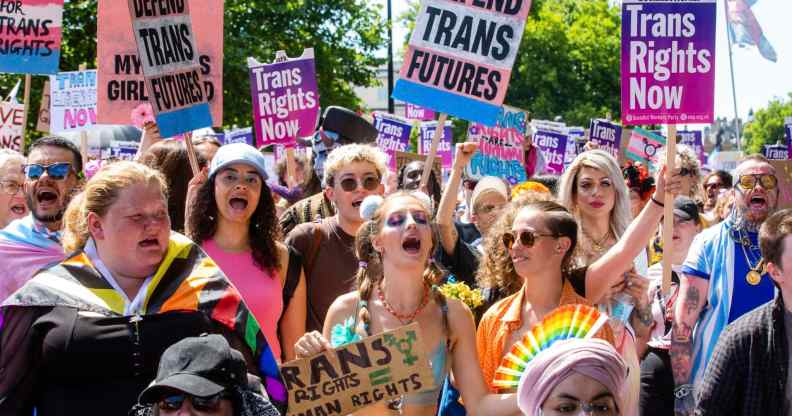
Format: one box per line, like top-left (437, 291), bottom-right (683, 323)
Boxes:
top-left (583, 228), bottom-right (612, 253)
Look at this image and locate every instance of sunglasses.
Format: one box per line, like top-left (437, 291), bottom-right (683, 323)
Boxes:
top-left (386, 210), bottom-right (429, 227)
top-left (502, 229), bottom-right (557, 250)
top-left (339, 175), bottom-right (380, 192)
top-left (704, 182), bottom-right (725, 191)
top-left (24, 163), bottom-right (73, 180)
top-left (158, 391), bottom-right (230, 412)
top-left (736, 174), bottom-right (777, 191)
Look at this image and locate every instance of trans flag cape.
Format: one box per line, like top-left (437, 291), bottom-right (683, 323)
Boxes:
top-left (726, 0), bottom-right (777, 62)
top-left (0, 232), bottom-right (288, 411)
top-left (0, 216), bottom-right (65, 302)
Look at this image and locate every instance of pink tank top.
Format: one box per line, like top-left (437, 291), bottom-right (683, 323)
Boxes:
top-left (203, 239), bottom-right (284, 361)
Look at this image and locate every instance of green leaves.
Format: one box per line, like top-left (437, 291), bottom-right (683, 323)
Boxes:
top-left (742, 93), bottom-right (792, 154)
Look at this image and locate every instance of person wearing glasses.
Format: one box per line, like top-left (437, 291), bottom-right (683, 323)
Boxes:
top-left (0, 149), bottom-right (27, 229)
top-left (130, 334), bottom-right (279, 416)
top-left (701, 170), bottom-right (733, 224)
top-left (671, 155), bottom-right (780, 416)
top-left (0, 162), bottom-right (286, 415)
top-left (0, 136), bottom-right (83, 301)
top-left (286, 144), bottom-right (387, 333)
top-left (186, 143), bottom-right (306, 362)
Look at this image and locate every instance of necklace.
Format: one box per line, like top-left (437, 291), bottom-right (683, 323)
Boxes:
top-left (734, 228), bottom-right (765, 286)
top-left (377, 282), bottom-right (430, 325)
top-left (583, 227), bottom-right (612, 253)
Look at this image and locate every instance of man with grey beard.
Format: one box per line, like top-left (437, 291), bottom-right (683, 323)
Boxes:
top-left (0, 137), bottom-right (83, 301)
top-left (670, 155), bottom-right (779, 415)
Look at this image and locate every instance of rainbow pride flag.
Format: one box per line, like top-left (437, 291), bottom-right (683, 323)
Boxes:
top-left (0, 0), bottom-right (64, 74)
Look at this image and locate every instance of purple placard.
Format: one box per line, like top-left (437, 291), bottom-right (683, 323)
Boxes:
top-left (249, 50), bottom-right (320, 147)
top-left (533, 128), bottom-right (568, 175)
top-left (785, 118), bottom-right (791, 155)
top-left (764, 144), bottom-right (788, 161)
top-left (621, 1), bottom-right (716, 125)
top-left (419, 121), bottom-right (453, 169)
top-left (677, 130), bottom-right (705, 165)
top-left (404, 103), bottom-right (435, 121)
top-left (373, 113), bottom-right (413, 170)
top-left (588, 119), bottom-right (623, 159)
top-left (224, 128), bottom-right (255, 146)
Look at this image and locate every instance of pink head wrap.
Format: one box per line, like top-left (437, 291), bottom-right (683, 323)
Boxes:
top-left (517, 339), bottom-right (627, 416)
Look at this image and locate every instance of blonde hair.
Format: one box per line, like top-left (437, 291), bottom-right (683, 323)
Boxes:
top-left (0, 149), bottom-right (25, 174)
top-left (656, 144), bottom-right (702, 200)
top-left (557, 149), bottom-right (632, 240)
top-left (62, 161), bottom-right (168, 253)
top-left (323, 144), bottom-right (388, 188)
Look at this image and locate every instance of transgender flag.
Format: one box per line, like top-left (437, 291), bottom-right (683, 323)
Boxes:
top-left (0, 0), bottom-right (64, 74)
top-left (726, 0), bottom-right (777, 62)
top-left (0, 216), bottom-right (65, 302)
top-left (626, 127), bottom-right (667, 165)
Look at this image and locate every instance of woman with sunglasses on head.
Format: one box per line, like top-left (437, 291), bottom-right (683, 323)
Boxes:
top-left (186, 143), bottom-right (306, 362)
top-left (0, 161), bottom-right (286, 415)
top-left (295, 192), bottom-right (522, 415)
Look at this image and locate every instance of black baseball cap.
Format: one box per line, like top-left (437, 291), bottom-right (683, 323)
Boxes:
top-left (673, 196), bottom-right (700, 224)
top-left (138, 334), bottom-right (247, 404)
top-left (320, 106), bottom-right (378, 144)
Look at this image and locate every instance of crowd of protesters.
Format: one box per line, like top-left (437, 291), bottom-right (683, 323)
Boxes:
top-left (0, 107), bottom-right (789, 416)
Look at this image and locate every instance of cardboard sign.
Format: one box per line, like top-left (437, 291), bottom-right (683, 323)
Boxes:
top-left (49, 70), bottom-right (98, 133)
top-left (0, 0), bottom-right (64, 74)
top-left (0, 101), bottom-right (24, 151)
top-left (223, 127), bottom-right (255, 146)
top-left (764, 144), bottom-right (788, 161)
top-left (97, 0), bottom-right (223, 127)
top-left (626, 127), bottom-right (667, 165)
top-left (248, 49), bottom-right (320, 147)
top-left (466, 106), bottom-right (527, 184)
top-left (676, 130), bottom-right (705, 165)
top-left (373, 112), bottom-right (413, 170)
top-left (418, 120), bottom-right (453, 169)
top-left (392, 0), bottom-right (532, 126)
top-left (395, 151), bottom-right (442, 182)
top-left (621, 0), bottom-right (716, 125)
top-left (533, 120), bottom-right (568, 175)
top-left (588, 119), bottom-right (622, 159)
top-left (281, 323), bottom-right (435, 416)
top-left (404, 103), bottom-right (435, 121)
top-left (37, 80), bottom-right (51, 133)
top-left (127, 0), bottom-right (213, 138)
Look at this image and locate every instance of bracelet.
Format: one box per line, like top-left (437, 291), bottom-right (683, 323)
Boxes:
top-left (651, 196), bottom-right (664, 207)
top-left (674, 384), bottom-right (694, 399)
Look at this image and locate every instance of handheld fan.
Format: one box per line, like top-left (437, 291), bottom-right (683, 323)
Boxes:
top-left (492, 304), bottom-right (608, 389)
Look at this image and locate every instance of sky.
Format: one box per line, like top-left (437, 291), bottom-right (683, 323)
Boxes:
top-left (373, 0), bottom-right (792, 121)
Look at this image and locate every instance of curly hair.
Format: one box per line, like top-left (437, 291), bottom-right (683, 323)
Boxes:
top-left (656, 144), bottom-right (702, 200)
top-left (622, 161), bottom-right (655, 202)
top-left (186, 174), bottom-right (281, 272)
top-left (475, 191), bottom-right (554, 295)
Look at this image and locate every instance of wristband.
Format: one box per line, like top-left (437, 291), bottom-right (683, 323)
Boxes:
top-left (651, 196), bottom-right (664, 207)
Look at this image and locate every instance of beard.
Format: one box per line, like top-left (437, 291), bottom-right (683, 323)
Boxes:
top-left (25, 192), bottom-right (69, 226)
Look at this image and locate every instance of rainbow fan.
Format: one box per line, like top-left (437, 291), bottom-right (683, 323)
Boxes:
top-left (492, 304), bottom-right (608, 389)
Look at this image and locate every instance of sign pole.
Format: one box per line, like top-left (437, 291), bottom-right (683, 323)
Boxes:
top-left (661, 124), bottom-right (678, 294)
top-left (285, 147), bottom-right (299, 188)
top-left (419, 112), bottom-right (447, 189)
top-left (80, 131), bottom-right (89, 168)
top-left (184, 132), bottom-right (200, 176)
top-left (20, 74), bottom-right (32, 154)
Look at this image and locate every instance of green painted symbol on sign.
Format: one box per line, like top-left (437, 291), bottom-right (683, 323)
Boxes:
top-left (369, 367), bottom-right (393, 386)
top-left (384, 330), bottom-right (418, 365)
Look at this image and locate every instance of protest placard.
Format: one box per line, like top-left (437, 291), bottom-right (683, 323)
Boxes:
top-left (621, 0), bottom-right (716, 125)
top-left (395, 151), bottom-right (442, 182)
top-left (0, 0), bottom-right (64, 74)
top-left (223, 127), bottom-right (255, 146)
top-left (588, 119), bottom-right (622, 159)
top-left (532, 120), bottom-right (568, 175)
top-left (49, 70), bottom-right (98, 133)
top-left (785, 117), bottom-right (791, 156)
top-left (281, 323), bottom-right (435, 416)
top-left (373, 112), bottom-right (413, 170)
top-left (0, 100), bottom-right (24, 151)
top-left (419, 120), bottom-right (453, 169)
top-left (97, 0), bottom-right (223, 127)
top-left (110, 142), bottom-right (139, 160)
top-left (466, 106), bottom-right (527, 184)
top-left (626, 127), bottom-right (667, 166)
top-left (127, 0), bottom-right (213, 138)
top-left (392, 0), bottom-right (532, 126)
top-left (248, 49), bottom-right (320, 147)
top-left (563, 127), bottom-right (587, 170)
top-left (36, 80), bottom-right (50, 133)
top-left (676, 130), bottom-right (705, 165)
top-left (404, 103), bottom-right (435, 121)
top-left (764, 144), bottom-right (788, 161)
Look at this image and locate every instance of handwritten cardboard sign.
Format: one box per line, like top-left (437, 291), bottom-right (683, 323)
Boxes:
top-left (0, 101), bottom-right (24, 151)
top-left (533, 120), bottom-right (568, 175)
top-left (466, 105), bottom-right (528, 185)
top-left (0, 0), bottom-right (64, 74)
top-left (392, 0), bottom-right (532, 125)
top-left (49, 70), bottom-right (98, 133)
top-left (97, 0), bottom-right (223, 127)
top-left (418, 120), bottom-right (453, 169)
top-left (127, 0), bottom-right (213, 138)
top-left (281, 323), bottom-right (435, 416)
top-left (248, 49), bottom-right (320, 147)
top-left (373, 112), bottom-right (413, 170)
top-left (395, 151), bottom-right (442, 182)
top-left (621, 0), bottom-right (716, 125)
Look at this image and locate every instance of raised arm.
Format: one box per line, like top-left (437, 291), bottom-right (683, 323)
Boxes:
top-left (436, 143), bottom-right (478, 256)
top-left (671, 274), bottom-right (709, 416)
top-left (134, 121), bottom-right (162, 161)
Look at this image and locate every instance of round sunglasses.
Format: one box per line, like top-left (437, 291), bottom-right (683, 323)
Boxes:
top-left (502, 229), bottom-right (558, 250)
top-left (338, 175), bottom-right (380, 192)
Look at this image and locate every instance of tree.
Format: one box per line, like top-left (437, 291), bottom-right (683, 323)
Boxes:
top-left (0, 0), bottom-right (386, 149)
top-left (742, 93), bottom-right (792, 155)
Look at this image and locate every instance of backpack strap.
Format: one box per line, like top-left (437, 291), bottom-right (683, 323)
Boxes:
top-left (304, 224), bottom-right (324, 278)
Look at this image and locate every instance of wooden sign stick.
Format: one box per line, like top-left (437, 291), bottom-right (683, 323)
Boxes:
top-left (184, 132), bottom-right (200, 176)
top-left (79, 131), bottom-right (89, 168)
top-left (20, 74), bottom-right (32, 154)
top-left (419, 112), bottom-right (447, 189)
top-left (661, 124), bottom-right (678, 294)
top-left (285, 147), bottom-right (299, 188)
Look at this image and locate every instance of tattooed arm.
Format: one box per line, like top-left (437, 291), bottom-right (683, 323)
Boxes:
top-left (670, 274), bottom-right (709, 416)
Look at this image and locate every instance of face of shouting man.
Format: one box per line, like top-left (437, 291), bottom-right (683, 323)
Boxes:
top-left (23, 145), bottom-right (81, 231)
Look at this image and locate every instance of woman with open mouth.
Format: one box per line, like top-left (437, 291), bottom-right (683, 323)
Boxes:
top-left (0, 149), bottom-right (28, 228)
top-left (187, 143), bottom-right (306, 363)
top-left (294, 192), bottom-right (523, 415)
